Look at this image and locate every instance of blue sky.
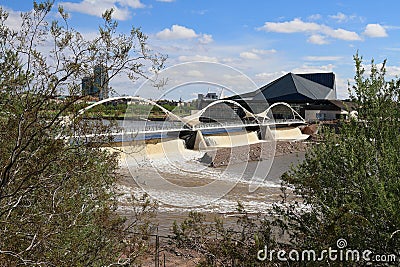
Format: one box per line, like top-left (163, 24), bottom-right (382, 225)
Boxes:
top-left (1, 0), bottom-right (400, 100)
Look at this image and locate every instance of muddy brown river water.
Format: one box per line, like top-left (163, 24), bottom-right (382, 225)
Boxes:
top-left (117, 150), bottom-right (305, 235)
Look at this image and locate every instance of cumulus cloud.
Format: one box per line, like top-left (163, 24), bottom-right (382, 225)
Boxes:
top-left (364, 63), bottom-right (400, 77)
top-left (60, 0), bottom-right (145, 20)
top-left (259, 18), bottom-right (321, 33)
top-left (327, 28), bottom-right (360, 41)
top-left (2, 8), bottom-right (23, 31)
top-left (156, 25), bottom-right (213, 45)
top-left (199, 34), bottom-right (213, 44)
top-left (363, 24), bottom-right (388, 38)
top-left (239, 48), bottom-right (276, 60)
top-left (291, 64), bottom-right (335, 73)
top-left (308, 14), bottom-right (321, 21)
top-left (385, 65), bottom-right (400, 76)
top-left (258, 18), bottom-right (361, 43)
top-left (156, 25), bottom-right (198, 40)
top-left (329, 12), bottom-right (356, 23)
top-left (255, 71), bottom-right (286, 81)
top-left (307, 34), bottom-right (329, 45)
top-left (240, 51), bottom-right (260, 60)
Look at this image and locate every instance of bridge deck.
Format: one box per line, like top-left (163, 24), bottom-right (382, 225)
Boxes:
top-left (71, 119), bottom-right (306, 139)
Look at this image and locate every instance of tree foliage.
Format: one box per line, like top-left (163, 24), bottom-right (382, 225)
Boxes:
top-left (0, 1), bottom-right (163, 265)
top-left (171, 206), bottom-right (276, 266)
top-left (277, 53), bottom-right (400, 264)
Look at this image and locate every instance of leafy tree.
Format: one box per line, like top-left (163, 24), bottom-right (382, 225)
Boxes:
top-left (0, 1), bottom-right (163, 265)
top-left (276, 54), bottom-right (400, 265)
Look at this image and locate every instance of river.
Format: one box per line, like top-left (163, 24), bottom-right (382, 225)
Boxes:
top-left (116, 149), bottom-right (305, 235)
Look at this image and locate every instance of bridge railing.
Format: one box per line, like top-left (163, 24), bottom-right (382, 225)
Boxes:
top-left (192, 120), bottom-right (259, 130)
top-left (106, 118), bottom-right (306, 135)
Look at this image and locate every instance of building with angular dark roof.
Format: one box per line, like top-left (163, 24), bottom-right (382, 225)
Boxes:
top-left (230, 72), bottom-right (336, 103)
top-left (227, 72), bottom-right (355, 121)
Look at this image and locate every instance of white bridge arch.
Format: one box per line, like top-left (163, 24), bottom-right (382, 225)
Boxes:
top-left (256, 102), bottom-right (305, 122)
top-left (78, 96), bottom-right (183, 122)
top-left (181, 99), bottom-right (259, 127)
top-left (77, 97), bottom-right (305, 130)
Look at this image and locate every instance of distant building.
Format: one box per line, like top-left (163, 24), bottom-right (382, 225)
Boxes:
top-left (228, 72), bottom-right (355, 121)
top-left (82, 77), bottom-right (94, 96)
top-left (82, 65), bottom-right (109, 100)
top-left (197, 92), bottom-right (220, 109)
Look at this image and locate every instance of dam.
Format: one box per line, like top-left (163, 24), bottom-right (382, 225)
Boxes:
top-left (77, 96), bottom-right (310, 154)
top-left (74, 96), bottom-right (314, 210)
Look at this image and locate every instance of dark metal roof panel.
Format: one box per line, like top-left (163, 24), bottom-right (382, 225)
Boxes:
top-left (292, 74), bottom-right (334, 100)
top-left (230, 72), bottom-right (337, 101)
top-left (297, 72), bottom-right (335, 89)
top-left (253, 73), bottom-right (298, 100)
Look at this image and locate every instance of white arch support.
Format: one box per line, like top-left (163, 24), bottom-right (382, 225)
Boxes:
top-left (256, 102), bottom-right (305, 122)
top-left (78, 96), bottom-right (183, 122)
top-left (181, 99), bottom-right (259, 127)
top-left (77, 97), bottom-right (304, 129)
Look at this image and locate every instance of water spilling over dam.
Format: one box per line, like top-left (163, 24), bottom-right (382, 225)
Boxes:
top-left (78, 96), bottom-right (311, 210)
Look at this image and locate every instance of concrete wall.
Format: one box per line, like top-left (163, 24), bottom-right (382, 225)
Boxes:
top-left (305, 109), bottom-right (347, 121)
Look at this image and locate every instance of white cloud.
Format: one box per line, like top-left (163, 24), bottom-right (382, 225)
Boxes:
top-left (255, 71), bottom-right (286, 82)
top-left (369, 64), bottom-right (400, 77)
top-left (2, 8), bottom-right (23, 31)
top-left (258, 18), bottom-right (361, 43)
top-left (308, 14), bottom-right (321, 21)
top-left (304, 56), bottom-right (343, 61)
top-left (259, 18), bottom-right (321, 33)
top-left (156, 25), bottom-right (198, 40)
top-left (178, 55), bottom-right (218, 63)
top-left (60, 0), bottom-right (145, 20)
top-left (118, 0), bottom-right (145, 8)
top-left (335, 76), bottom-right (351, 99)
top-left (329, 12), bottom-right (347, 23)
top-left (308, 34), bottom-right (329, 45)
top-left (239, 48), bottom-right (276, 60)
top-left (329, 12), bottom-right (359, 23)
top-left (156, 25), bottom-right (213, 45)
top-left (251, 48), bottom-right (276, 55)
top-left (291, 64), bottom-right (335, 73)
top-left (240, 51), bottom-right (260, 60)
top-left (327, 28), bottom-right (361, 41)
top-left (363, 24), bottom-right (388, 38)
top-left (199, 34), bottom-right (213, 44)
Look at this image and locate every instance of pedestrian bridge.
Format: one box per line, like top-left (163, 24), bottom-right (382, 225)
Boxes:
top-left (77, 96), bottom-right (309, 143)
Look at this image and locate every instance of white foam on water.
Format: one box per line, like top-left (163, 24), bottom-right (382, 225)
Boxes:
top-left (116, 184), bottom-right (276, 214)
top-left (203, 131), bottom-right (262, 148)
top-left (119, 140), bottom-right (279, 188)
top-left (272, 127), bottom-right (309, 141)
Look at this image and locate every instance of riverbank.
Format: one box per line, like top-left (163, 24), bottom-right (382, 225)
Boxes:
top-left (200, 140), bottom-right (310, 167)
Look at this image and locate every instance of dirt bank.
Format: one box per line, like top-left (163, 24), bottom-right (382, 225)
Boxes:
top-left (200, 141), bottom-right (309, 167)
